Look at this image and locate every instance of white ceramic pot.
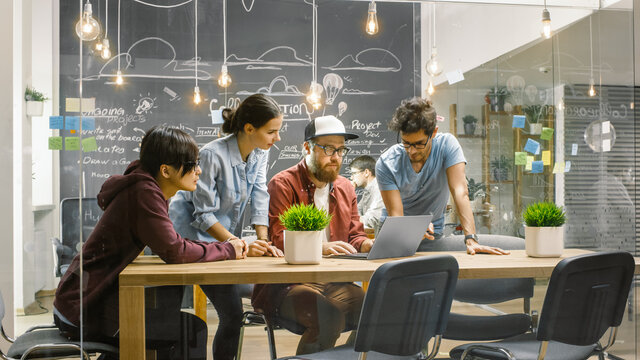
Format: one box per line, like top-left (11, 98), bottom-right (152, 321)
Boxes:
top-left (524, 225), bottom-right (564, 257)
top-left (284, 230), bottom-right (323, 264)
top-left (26, 101), bottom-right (44, 117)
top-left (529, 123), bottom-right (543, 135)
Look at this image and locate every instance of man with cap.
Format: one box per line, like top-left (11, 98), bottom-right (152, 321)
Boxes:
top-left (251, 115), bottom-right (373, 355)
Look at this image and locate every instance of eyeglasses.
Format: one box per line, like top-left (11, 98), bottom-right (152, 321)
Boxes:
top-left (314, 144), bottom-right (351, 157)
top-left (398, 133), bottom-right (431, 150)
top-left (350, 169), bottom-right (363, 177)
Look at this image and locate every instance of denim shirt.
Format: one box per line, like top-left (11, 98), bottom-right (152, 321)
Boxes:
top-left (169, 135), bottom-right (270, 241)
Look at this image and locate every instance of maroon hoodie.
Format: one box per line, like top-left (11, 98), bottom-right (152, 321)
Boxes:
top-left (54, 160), bottom-right (235, 333)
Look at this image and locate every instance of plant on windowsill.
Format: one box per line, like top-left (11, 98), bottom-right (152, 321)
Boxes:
top-left (486, 86), bottom-right (510, 112)
top-left (523, 201), bottom-right (566, 257)
top-left (523, 104), bottom-right (544, 135)
top-left (279, 203), bottom-right (332, 264)
top-left (462, 115), bottom-right (478, 136)
top-left (24, 86), bottom-right (49, 117)
top-left (489, 155), bottom-right (512, 182)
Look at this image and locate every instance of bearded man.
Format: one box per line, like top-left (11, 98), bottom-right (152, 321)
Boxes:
top-left (251, 115), bottom-right (373, 355)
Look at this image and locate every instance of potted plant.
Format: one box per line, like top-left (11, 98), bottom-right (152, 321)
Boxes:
top-left (490, 155), bottom-right (512, 182)
top-left (523, 201), bottom-right (566, 257)
top-left (467, 177), bottom-right (485, 212)
top-left (523, 105), bottom-right (543, 135)
top-left (24, 86), bottom-right (49, 117)
top-left (486, 86), bottom-right (510, 112)
top-left (279, 203), bottom-right (332, 264)
top-left (462, 115), bottom-right (478, 135)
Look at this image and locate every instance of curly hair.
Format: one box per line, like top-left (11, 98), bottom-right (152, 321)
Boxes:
top-left (388, 97), bottom-right (437, 136)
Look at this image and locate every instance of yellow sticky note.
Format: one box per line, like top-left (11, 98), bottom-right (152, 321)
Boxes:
top-left (552, 162), bottom-right (565, 174)
top-left (542, 151), bottom-right (551, 166)
top-left (525, 156), bottom-right (534, 171)
top-left (82, 98), bottom-right (96, 112)
top-left (65, 98), bottom-right (79, 112)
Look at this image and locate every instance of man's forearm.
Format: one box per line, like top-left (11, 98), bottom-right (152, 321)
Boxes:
top-left (454, 192), bottom-right (477, 235)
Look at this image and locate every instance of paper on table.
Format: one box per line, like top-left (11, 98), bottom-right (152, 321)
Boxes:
top-left (542, 150), bottom-right (551, 165)
top-left (525, 156), bottom-right (534, 171)
top-left (48, 136), bottom-right (62, 150)
top-left (531, 161), bottom-right (544, 174)
top-left (552, 162), bottom-right (565, 174)
top-left (515, 152), bottom-right (527, 165)
top-left (512, 115), bottom-right (525, 129)
top-left (65, 137), bottom-right (80, 150)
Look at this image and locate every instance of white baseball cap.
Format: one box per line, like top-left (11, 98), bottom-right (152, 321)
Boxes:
top-left (304, 115), bottom-right (358, 141)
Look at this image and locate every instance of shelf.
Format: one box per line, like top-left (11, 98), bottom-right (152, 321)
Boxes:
top-left (488, 180), bottom-right (514, 184)
top-left (457, 134), bottom-right (485, 138)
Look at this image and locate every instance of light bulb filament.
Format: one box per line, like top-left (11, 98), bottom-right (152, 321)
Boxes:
top-left (217, 65), bottom-right (232, 88)
top-left (365, 1), bottom-right (378, 35)
top-left (115, 70), bottom-right (123, 85)
top-left (194, 86), bottom-right (202, 104)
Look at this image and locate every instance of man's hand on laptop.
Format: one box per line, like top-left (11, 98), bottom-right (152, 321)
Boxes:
top-left (323, 241), bottom-right (357, 255)
top-left (422, 223), bottom-right (436, 240)
top-left (360, 239), bottom-right (374, 253)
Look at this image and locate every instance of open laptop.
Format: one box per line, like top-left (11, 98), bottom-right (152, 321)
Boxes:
top-left (330, 215), bottom-right (433, 260)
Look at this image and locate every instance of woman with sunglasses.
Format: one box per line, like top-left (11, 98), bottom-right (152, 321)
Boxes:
top-left (169, 93), bottom-right (284, 360)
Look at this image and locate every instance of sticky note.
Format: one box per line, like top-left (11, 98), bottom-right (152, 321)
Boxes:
top-left (445, 69), bottom-right (465, 85)
top-left (552, 162), bottom-right (565, 174)
top-left (81, 98), bottom-right (96, 112)
top-left (565, 161), bottom-right (571, 172)
top-left (524, 138), bottom-right (540, 155)
top-left (65, 116), bottom-right (80, 130)
top-left (49, 116), bottom-right (63, 129)
top-left (515, 152), bottom-right (527, 165)
top-left (48, 136), bottom-right (62, 150)
top-left (571, 143), bottom-right (578, 156)
top-left (211, 110), bottom-right (224, 125)
top-left (82, 137), bottom-right (98, 152)
top-left (525, 156), bottom-right (534, 171)
top-left (512, 115), bottom-right (525, 129)
top-left (65, 98), bottom-right (79, 112)
top-left (542, 151), bottom-right (551, 165)
top-left (82, 117), bottom-right (96, 130)
top-left (602, 121), bottom-right (610, 134)
top-left (540, 127), bottom-right (554, 140)
top-left (65, 137), bottom-right (80, 150)
top-left (602, 139), bottom-right (611, 152)
top-left (531, 161), bottom-right (544, 174)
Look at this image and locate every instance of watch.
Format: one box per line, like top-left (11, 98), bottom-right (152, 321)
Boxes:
top-left (464, 234), bottom-right (479, 245)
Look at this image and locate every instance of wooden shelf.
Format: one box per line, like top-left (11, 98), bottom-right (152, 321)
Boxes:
top-left (457, 134), bottom-right (484, 139)
top-left (488, 180), bottom-right (515, 184)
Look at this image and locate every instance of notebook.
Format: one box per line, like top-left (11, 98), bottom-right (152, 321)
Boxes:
top-left (330, 215), bottom-right (432, 260)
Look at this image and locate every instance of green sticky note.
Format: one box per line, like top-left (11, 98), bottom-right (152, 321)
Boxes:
top-left (82, 137), bottom-right (98, 152)
top-left (48, 136), bottom-right (62, 150)
top-left (540, 127), bottom-right (554, 140)
top-left (65, 137), bottom-right (80, 150)
top-left (515, 152), bottom-right (527, 165)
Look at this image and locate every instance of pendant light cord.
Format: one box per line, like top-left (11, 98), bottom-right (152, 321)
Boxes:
top-left (223, 0), bottom-right (227, 64)
top-left (117, 0), bottom-right (120, 72)
top-left (195, 0), bottom-right (198, 86)
top-left (105, 0), bottom-right (108, 37)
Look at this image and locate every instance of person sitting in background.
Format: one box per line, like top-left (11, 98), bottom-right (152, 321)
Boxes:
top-left (349, 155), bottom-right (384, 232)
top-left (53, 126), bottom-right (246, 360)
top-left (252, 115), bottom-right (374, 355)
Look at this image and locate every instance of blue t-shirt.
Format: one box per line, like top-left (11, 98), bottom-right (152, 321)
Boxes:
top-left (376, 133), bottom-right (466, 234)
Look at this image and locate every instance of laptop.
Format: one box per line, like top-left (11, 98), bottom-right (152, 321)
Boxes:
top-left (330, 215), bottom-right (433, 260)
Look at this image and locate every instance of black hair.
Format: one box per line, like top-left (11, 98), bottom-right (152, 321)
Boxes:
top-left (140, 125), bottom-right (199, 177)
top-left (349, 155), bottom-right (377, 177)
top-left (221, 94), bottom-right (282, 135)
top-left (388, 97), bottom-right (437, 136)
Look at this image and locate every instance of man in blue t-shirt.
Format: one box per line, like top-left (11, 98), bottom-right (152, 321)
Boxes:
top-left (376, 97), bottom-right (508, 255)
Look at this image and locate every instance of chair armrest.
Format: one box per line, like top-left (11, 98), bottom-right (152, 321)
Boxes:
top-left (1, 326), bottom-right (14, 343)
top-left (461, 344), bottom-right (516, 360)
top-left (25, 324), bottom-right (57, 333)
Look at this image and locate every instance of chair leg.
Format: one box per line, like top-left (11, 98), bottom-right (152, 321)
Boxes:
top-left (261, 314), bottom-right (278, 360)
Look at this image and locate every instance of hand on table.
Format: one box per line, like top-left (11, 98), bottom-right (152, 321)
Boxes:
top-left (422, 223), bottom-right (435, 240)
top-left (360, 239), bottom-right (374, 253)
top-left (323, 241), bottom-right (357, 255)
top-left (228, 237), bottom-right (248, 259)
top-left (466, 240), bottom-right (510, 255)
top-left (248, 240), bottom-right (284, 257)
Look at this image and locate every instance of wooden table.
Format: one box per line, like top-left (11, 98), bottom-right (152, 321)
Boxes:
top-left (118, 249), bottom-right (639, 359)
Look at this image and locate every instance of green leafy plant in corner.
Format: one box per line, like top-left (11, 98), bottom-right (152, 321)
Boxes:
top-left (523, 201), bottom-right (566, 227)
top-left (490, 155), bottom-right (512, 172)
top-left (487, 86), bottom-right (510, 100)
top-left (462, 115), bottom-right (478, 124)
top-left (24, 86), bottom-right (49, 102)
top-left (523, 105), bottom-right (543, 124)
top-left (279, 203), bottom-right (332, 231)
top-left (466, 177), bottom-right (484, 201)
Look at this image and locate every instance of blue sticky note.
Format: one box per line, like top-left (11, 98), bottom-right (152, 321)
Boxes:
top-left (531, 161), bottom-right (544, 173)
top-left (524, 138), bottom-right (540, 155)
top-left (65, 116), bottom-right (80, 130)
top-left (512, 115), bottom-right (525, 128)
top-left (49, 116), bottom-right (63, 129)
top-left (82, 117), bottom-right (96, 130)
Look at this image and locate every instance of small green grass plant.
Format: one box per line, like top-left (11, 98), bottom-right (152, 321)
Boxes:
top-left (279, 203), bottom-right (332, 231)
top-left (24, 86), bottom-right (49, 102)
top-left (462, 115), bottom-right (478, 124)
top-left (523, 201), bottom-right (566, 227)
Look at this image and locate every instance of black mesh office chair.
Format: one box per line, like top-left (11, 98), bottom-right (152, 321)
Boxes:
top-left (0, 290), bottom-right (118, 360)
top-left (420, 235), bottom-right (536, 341)
top-left (451, 251), bottom-right (635, 360)
top-left (275, 254), bottom-right (459, 360)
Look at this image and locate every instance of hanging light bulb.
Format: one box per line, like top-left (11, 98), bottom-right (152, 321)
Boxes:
top-left (427, 80), bottom-right (435, 96)
top-left (194, 86), bottom-right (202, 104)
top-left (365, 1), bottom-right (379, 35)
top-left (100, 38), bottom-right (111, 59)
top-left (115, 70), bottom-right (123, 85)
top-left (306, 82), bottom-right (323, 110)
top-left (75, 1), bottom-right (101, 41)
top-left (541, 8), bottom-right (551, 39)
top-left (588, 78), bottom-right (596, 97)
top-left (95, 38), bottom-right (103, 51)
top-left (217, 64), bottom-right (232, 88)
top-left (426, 47), bottom-right (443, 77)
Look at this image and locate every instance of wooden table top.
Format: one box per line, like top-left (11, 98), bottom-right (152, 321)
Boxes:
top-left (119, 248), bottom-right (639, 287)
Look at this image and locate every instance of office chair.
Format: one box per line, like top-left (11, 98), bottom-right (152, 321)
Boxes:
top-left (275, 254), bottom-right (459, 360)
top-left (0, 290), bottom-right (118, 360)
top-left (451, 251), bottom-right (635, 360)
top-left (420, 235), bottom-right (536, 341)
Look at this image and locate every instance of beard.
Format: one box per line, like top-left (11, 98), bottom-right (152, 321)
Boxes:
top-left (307, 154), bottom-right (341, 183)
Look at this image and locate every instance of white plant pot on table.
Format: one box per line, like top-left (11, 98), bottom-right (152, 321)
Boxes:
top-left (284, 230), bottom-right (323, 264)
top-left (525, 225), bottom-right (564, 257)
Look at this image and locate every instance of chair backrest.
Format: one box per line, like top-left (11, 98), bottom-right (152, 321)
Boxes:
top-left (354, 254), bottom-right (459, 356)
top-left (537, 251), bottom-right (635, 346)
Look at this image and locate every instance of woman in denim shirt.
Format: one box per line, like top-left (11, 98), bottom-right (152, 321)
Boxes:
top-left (169, 94), bottom-right (284, 359)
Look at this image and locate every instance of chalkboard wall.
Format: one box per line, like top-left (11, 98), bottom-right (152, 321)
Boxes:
top-left (60, 0), bottom-right (420, 199)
